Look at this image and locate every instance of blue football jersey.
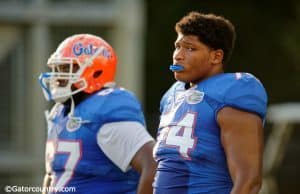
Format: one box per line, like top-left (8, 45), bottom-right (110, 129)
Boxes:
top-left (45, 87), bottom-right (145, 194)
top-left (153, 73), bottom-right (268, 194)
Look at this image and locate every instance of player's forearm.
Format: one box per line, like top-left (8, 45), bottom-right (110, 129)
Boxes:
top-left (136, 179), bottom-right (153, 194)
top-left (230, 175), bottom-right (262, 194)
top-left (136, 168), bottom-right (155, 194)
top-left (130, 141), bottom-right (156, 194)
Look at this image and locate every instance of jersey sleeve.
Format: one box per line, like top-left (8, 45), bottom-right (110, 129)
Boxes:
top-left (97, 121), bottom-right (154, 172)
top-left (102, 89), bottom-right (146, 124)
top-left (223, 73), bottom-right (268, 119)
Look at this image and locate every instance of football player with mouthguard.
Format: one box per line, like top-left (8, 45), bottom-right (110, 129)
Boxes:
top-left (39, 34), bottom-right (156, 194)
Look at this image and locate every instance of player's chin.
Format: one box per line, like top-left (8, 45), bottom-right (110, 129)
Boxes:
top-left (174, 72), bottom-right (190, 83)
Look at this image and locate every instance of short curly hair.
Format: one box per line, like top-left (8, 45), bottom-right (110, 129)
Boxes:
top-left (175, 12), bottom-right (236, 65)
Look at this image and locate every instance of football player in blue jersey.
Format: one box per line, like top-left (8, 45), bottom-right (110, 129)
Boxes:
top-left (153, 12), bottom-right (268, 194)
top-left (39, 34), bottom-right (156, 194)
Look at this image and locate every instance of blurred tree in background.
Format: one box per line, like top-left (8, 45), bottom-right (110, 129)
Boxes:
top-left (145, 0), bottom-right (300, 193)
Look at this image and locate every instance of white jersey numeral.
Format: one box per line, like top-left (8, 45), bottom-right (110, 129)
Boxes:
top-left (46, 140), bottom-right (82, 189)
top-left (157, 113), bottom-right (197, 160)
top-left (46, 141), bottom-right (56, 173)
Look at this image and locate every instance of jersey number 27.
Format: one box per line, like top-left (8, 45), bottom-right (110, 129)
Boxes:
top-left (46, 140), bottom-right (82, 189)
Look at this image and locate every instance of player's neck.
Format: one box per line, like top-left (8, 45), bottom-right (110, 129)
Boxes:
top-left (190, 69), bottom-right (224, 88)
top-left (62, 92), bottom-right (91, 116)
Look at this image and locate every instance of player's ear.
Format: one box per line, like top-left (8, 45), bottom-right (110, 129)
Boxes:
top-left (210, 49), bottom-right (224, 64)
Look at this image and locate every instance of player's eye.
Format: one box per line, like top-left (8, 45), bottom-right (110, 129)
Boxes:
top-left (57, 64), bottom-right (70, 72)
top-left (187, 47), bottom-right (195, 51)
top-left (174, 43), bottom-right (181, 50)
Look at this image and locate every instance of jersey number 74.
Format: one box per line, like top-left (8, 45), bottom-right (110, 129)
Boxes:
top-left (156, 112), bottom-right (197, 160)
